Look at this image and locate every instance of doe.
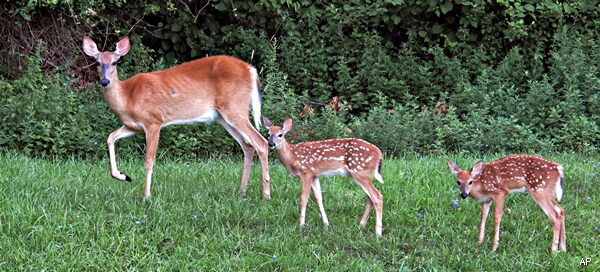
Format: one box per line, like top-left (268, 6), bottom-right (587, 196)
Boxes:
top-left (264, 117), bottom-right (384, 236)
top-left (83, 36), bottom-right (271, 199)
top-left (447, 154), bottom-right (566, 252)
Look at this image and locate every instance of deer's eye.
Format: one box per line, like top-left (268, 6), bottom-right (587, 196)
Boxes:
top-left (96, 61), bottom-right (101, 66)
top-left (111, 61), bottom-right (117, 66)
top-left (456, 181), bottom-right (460, 185)
top-left (277, 134), bottom-right (283, 138)
top-left (468, 180), bottom-right (473, 185)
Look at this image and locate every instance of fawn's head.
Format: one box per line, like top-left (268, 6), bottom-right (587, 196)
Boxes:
top-left (263, 117), bottom-right (292, 149)
top-left (83, 37), bottom-right (130, 87)
top-left (447, 161), bottom-right (483, 199)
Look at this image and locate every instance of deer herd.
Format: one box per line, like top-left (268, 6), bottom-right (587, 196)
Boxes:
top-left (83, 37), bottom-right (568, 253)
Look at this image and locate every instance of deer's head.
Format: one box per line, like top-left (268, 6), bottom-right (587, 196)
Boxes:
top-left (447, 161), bottom-right (483, 199)
top-left (263, 117), bottom-right (292, 149)
top-left (82, 37), bottom-right (130, 87)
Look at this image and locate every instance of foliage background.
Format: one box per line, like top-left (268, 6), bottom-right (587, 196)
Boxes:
top-left (1, 0), bottom-right (599, 159)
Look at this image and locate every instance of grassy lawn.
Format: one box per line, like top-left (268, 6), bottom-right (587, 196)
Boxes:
top-left (0, 152), bottom-right (598, 271)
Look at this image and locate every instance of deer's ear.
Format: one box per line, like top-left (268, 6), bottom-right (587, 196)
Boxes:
top-left (115, 36), bottom-right (130, 56)
top-left (282, 118), bottom-right (293, 133)
top-left (447, 161), bottom-right (461, 175)
top-left (82, 37), bottom-right (100, 57)
top-left (471, 161), bottom-right (484, 178)
top-left (262, 116), bottom-right (273, 128)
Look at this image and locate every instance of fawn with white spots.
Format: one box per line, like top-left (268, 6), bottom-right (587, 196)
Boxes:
top-left (263, 117), bottom-right (384, 236)
top-left (447, 154), bottom-right (566, 252)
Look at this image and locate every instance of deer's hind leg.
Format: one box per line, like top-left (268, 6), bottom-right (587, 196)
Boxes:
top-left (530, 190), bottom-right (566, 252)
top-left (350, 173), bottom-right (383, 237)
top-left (217, 114), bottom-right (271, 199)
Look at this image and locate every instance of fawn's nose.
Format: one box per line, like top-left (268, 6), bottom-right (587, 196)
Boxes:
top-left (100, 78), bottom-right (110, 87)
top-left (460, 192), bottom-right (469, 199)
top-left (266, 136), bottom-right (276, 148)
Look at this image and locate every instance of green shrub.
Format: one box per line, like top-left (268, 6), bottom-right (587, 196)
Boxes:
top-left (0, 2), bottom-right (598, 158)
top-left (0, 47), bottom-right (109, 158)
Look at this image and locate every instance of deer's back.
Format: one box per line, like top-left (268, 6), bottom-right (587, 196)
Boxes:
top-left (292, 138), bottom-right (382, 173)
top-left (481, 154), bottom-right (562, 190)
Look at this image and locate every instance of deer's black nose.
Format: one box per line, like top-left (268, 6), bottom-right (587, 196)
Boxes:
top-left (100, 78), bottom-right (110, 86)
top-left (460, 192), bottom-right (469, 199)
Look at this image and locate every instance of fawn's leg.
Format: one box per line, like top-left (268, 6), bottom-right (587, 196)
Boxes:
top-left (311, 177), bottom-right (329, 226)
top-left (299, 175), bottom-right (314, 227)
top-left (491, 193), bottom-right (507, 251)
top-left (479, 201), bottom-right (492, 243)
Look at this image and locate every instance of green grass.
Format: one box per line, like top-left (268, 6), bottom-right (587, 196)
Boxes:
top-left (0, 152), bottom-right (598, 271)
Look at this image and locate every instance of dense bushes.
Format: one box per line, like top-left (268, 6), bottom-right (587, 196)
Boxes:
top-left (279, 30), bottom-right (599, 156)
top-left (0, 1), bottom-right (598, 158)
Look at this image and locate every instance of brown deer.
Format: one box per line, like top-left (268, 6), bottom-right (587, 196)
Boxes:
top-left (83, 36), bottom-right (271, 199)
top-left (263, 117), bottom-right (384, 236)
top-left (447, 154), bottom-right (566, 252)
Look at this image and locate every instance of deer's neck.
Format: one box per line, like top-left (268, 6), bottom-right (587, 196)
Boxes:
top-left (469, 182), bottom-right (492, 202)
top-left (103, 78), bottom-right (129, 115)
top-left (275, 142), bottom-right (301, 176)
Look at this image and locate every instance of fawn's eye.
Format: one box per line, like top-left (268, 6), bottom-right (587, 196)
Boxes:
top-left (96, 61), bottom-right (101, 66)
top-left (111, 61), bottom-right (117, 66)
top-left (468, 180), bottom-right (473, 185)
top-left (456, 181), bottom-right (460, 185)
top-left (277, 134), bottom-right (283, 138)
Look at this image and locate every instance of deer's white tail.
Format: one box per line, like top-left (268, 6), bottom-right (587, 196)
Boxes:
top-left (556, 165), bottom-right (564, 201)
top-left (250, 67), bottom-right (262, 129)
top-left (374, 158), bottom-right (384, 184)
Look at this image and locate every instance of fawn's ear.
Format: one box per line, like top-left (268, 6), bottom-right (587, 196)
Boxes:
top-left (82, 37), bottom-right (100, 57)
top-left (262, 116), bottom-right (273, 128)
top-left (115, 37), bottom-right (130, 57)
top-left (471, 161), bottom-right (484, 178)
top-left (282, 118), bottom-right (293, 133)
top-left (447, 161), bottom-right (461, 175)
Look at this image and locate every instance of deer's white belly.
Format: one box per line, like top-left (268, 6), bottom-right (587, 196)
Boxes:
top-left (509, 186), bottom-right (528, 194)
top-left (161, 109), bottom-right (218, 127)
top-left (319, 169), bottom-right (348, 177)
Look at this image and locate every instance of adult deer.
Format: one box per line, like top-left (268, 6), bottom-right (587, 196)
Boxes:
top-left (263, 117), bottom-right (384, 236)
top-left (447, 154), bottom-right (566, 252)
top-left (83, 36), bottom-right (270, 199)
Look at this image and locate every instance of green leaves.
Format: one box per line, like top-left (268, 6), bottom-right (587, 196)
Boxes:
top-left (562, 3), bottom-right (572, 13)
top-left (170, 22), bottom-right (182, 32)
top-left (432, 23), bottom-right (444, 34)
top-left (523, 4), bottom-right (535, 12)
top-left (2, 0), bottom-right (600, 157)
top-left (440, 2), bottom-right (453, 14)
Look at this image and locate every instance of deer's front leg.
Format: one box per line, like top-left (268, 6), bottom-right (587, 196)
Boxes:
top-left (479, 201), bottom-right (492, 244)
top-left (491, 193), bottom-right (507, 252)
top-left (311, 177), bottom-right (329, 226)
top-left (107, 126), bottom-right (137, 182)
top-left (143, 125), bottom-right (161, 200)
top-left (299, 176), bottom-right (313, 228)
